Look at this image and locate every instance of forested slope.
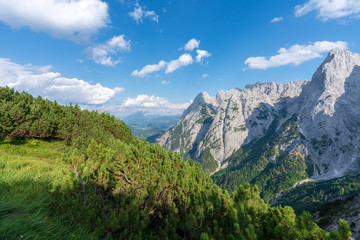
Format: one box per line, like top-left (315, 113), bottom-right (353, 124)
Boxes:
top-left (0, 87), bottom-right (353, 239)
top-left (0, 86), bottom-right (132, 148)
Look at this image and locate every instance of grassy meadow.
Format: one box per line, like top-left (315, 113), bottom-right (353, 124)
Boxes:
top-left (0, 139), bottom-right (96, 240)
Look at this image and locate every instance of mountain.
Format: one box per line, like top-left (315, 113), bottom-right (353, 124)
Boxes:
top-left (157, 49), bottom-right (360, 200)
top-left (1, 86), bottom-right (350, 239)
top-left (122, 111), bottom-right (179, 142)
top-left (157, 81), bottom-right (307, 172)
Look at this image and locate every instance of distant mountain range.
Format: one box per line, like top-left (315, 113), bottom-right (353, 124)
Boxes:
top-left (157, 49), bottom-right (360, 237)
top-left (122, 112), bottom-right (179, 142)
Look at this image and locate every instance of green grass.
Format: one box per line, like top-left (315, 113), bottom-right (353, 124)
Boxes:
top-left (0, 139), bottom-right (97, 240)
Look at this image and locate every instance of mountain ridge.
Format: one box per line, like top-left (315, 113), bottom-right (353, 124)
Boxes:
top-left (157, 48), bottom-right (360, 194)
top-left (158, 79), bottom-right (309, 174)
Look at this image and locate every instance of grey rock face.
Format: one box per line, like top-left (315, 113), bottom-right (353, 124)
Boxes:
top-left (157, 48), bottom-right (360, 178)
top-left (157, 80), bottom-right (308, 174)
top-left (297, 48), bottom-right (360, 179)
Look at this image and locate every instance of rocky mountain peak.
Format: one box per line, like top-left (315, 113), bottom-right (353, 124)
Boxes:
top-left (312, 48), bottom-right (360, 86)
top-left (159, 49), bottom-right (360, 181)
top-left (180, 91), bottom-right (215, 119)
top-left (297, 48), bottom-right (360, 179)
top-left (193, 91), bottom-right (211, 104)
top-left (299, 48), bottom-right (360, 118)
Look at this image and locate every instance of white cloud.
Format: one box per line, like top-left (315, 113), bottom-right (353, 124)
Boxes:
top-left (123, 95), bottom-right (167, 107)
top-left (196, 50), bottom-right (211, 63)
top-left (161, 80), bottom-right (170, 85)
top-left (132, 39), bottom-right (211, 78)
top-left (0, 58), bottom-right (123, 104)
top-left (244, 41), bottom-right (348, 70)
top-left (166, 54), bottom-right (193, 73)
top-left (202, 73), bottom-right (209, 78)
top-left (184, 38), bottom-right (200, 51)
top-left (295, 0), bottom-right (360, 20)
top-left (97, 94), bottom-right (191, 116)
top-left (131, 60), bottom-right (167, 77)
top-left (270, 17), bottom-right (283, 23)
top-left (129, 3), bottom-right (159, 23)
top-left (0, 0), bottom-right (109, 42)
top-left (88, 35), bottom-right (131, 66)
top-left (132, 54), bottom-right (193, 77)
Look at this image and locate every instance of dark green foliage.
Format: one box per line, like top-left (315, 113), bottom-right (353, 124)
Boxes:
top-left (199, 148), bottom-right (218, 174)
top-left (54, 142), bottom-right (348, 239)
top-left (0, 86), bottom-right (133, 149)
top-left (53, 138), bottom-right (222, 239)
top-left (318, 194), bottom-right (360, 239)
top-left (339, 219), bottom-right (352, 240)
top-left (275, 174), bottom-right (360, 214)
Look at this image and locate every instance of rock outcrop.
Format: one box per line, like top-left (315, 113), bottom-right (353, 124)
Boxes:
top-left (157, 49), bottom-right (360, 180)
top-left (297, 48), bottom-right (360, 179)
top-left (158, 80), bottom-right (308, 174)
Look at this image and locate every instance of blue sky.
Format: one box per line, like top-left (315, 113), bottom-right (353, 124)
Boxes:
top-left (0, 0), bottom-right (359, 117)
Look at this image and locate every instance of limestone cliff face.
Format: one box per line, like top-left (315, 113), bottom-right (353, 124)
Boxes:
top-left (158, 49), bottom-right (360, 178)
top-left (157, 80), bottom-right (308, 174)
top-left (297, 48), bottom-right (360, 179)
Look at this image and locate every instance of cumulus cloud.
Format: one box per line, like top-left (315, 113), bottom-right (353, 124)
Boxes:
top-left (183, 38), bottom-right (200, 51)
top-left (244, 41), bottom-right (348, 70)
top-left (270, 17), bottom-right (283, 23)
top-left (295, 0), bottom-right (360, 20)
top-left (97, 94), bottom-right (191, 116)
top-left (166, 54), bottom-right (193, 73)
top-left (123, 95), bottom-right (168, 107)
top-left (196, 50), bottom-right (211, 63)
top-left (88, 35), bottom-right (131, 66)
top-left (131, 60), bottom-right (167, 77)
top-left (132, 54), bottom-right (193, 77)
top-left (161, 80), bottom-right (170, 85)
top-left (129, 3), bottom-right (159, 23)
top-left (132, 39), bottom-right (211, 78)
top-left (202, 73), bottom-right (209, 78)
top-left (0, 58), bottom-right (123, 104)
top-left (0, 0), bottom-right (109, 42)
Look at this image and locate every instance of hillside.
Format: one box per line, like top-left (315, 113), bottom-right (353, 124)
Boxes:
top-left (0, 139), bottom-right (98, 239)
top-left (314, 194), bottom-right (360, 240)
top-left (272, 174), bottom-right (360, 239)
top-left (0, 87), bottom-right (353, 239)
